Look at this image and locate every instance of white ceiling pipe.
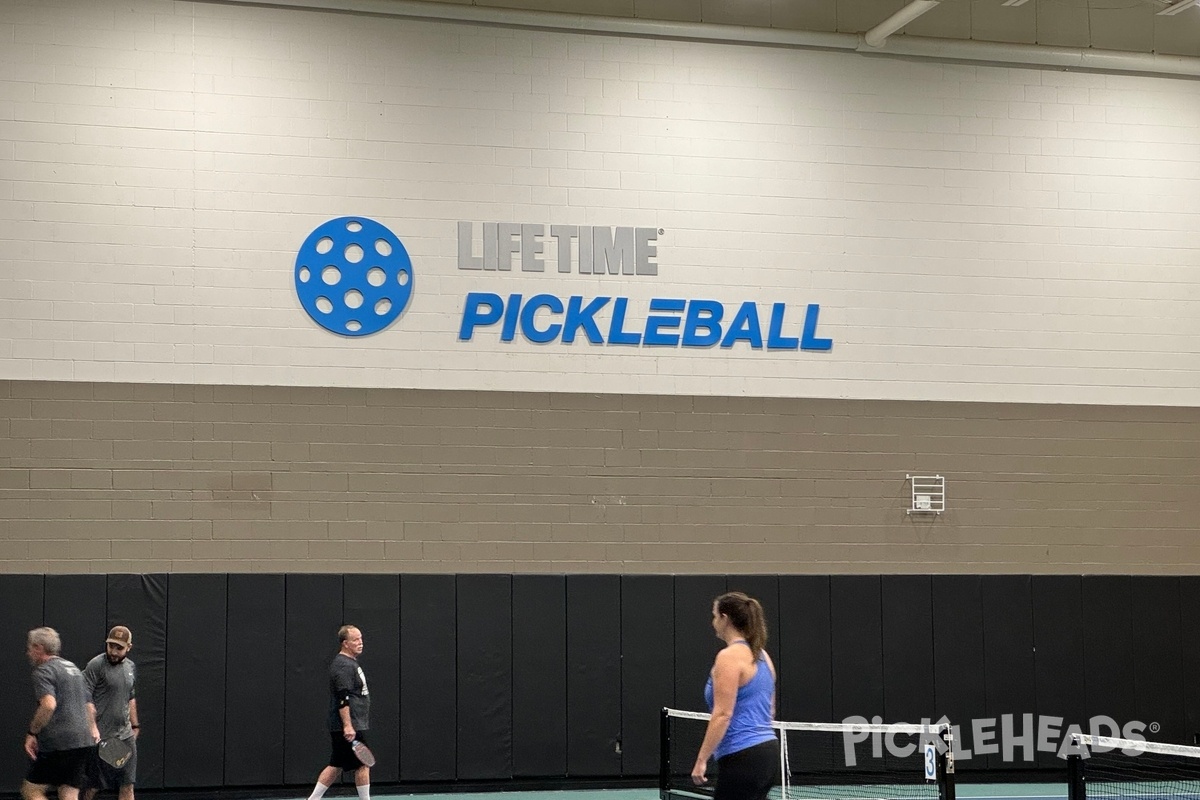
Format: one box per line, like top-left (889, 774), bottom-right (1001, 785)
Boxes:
top-left (1157, 0), bottom-right (1199, 15)
top-left (199, 0), bottom-right (1200, 81)
top-left (863, 0), bottom-right (942, 48)
top-left (862, 34), bottom-right (1200, 78)
top-left (199, 0), bottom-right (860, 51)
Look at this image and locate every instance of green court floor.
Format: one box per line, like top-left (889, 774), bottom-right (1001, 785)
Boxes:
top-left (352, 786), bottom-right (1068, 800)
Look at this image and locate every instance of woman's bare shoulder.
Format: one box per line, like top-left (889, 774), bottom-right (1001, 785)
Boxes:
top-left (715, 643), bottom-right (753, 664)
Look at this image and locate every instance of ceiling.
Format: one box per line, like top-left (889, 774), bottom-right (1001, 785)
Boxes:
top-left (200, 0), bottom-right (1200, 84)
top-left (307, 0), bottom-right (1200, 58)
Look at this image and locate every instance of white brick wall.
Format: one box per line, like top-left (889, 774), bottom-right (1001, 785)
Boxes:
top-left (2, 0), bottom-right (1200, 404)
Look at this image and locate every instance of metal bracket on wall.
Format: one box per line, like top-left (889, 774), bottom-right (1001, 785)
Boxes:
top-left (907, 474), bottom-right (945, 514)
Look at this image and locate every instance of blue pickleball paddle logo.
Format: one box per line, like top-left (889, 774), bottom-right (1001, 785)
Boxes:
top-left (295, 217), bottom-right (413, 336)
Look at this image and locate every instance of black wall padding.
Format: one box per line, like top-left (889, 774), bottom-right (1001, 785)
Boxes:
top-left (399, 574), bottom-right (456, 781)
top-left (620, 575), bottom-right (674, 776)
top-left (778, 576), bottom-right (832, 725)
top-left (344, 574), bottom-right (401, 784)
top-left (456, 574), bottom-right (513, 780)
top-left (283, 574), bottom-right (344, 785)
top-left (1182, 578), bottom-right (1200, 745)
top-left (931, 575), bottom-right (986, 773)
top-left (830, 575), bottom-right (884, 741)
top-left (0, 576), bottom-right (44, 785)
top-left (673, 575), bottom-right (726, 713)
top-left (512, 575), bottom-right (567, 777)
top-left (1031, 575), bottom-right (1086, 768)
top-left (4, 570), bottom-right (1200, 795)
top-left (224, 574), bottom-right (286, 786)
top-left (107, 574), bottom-right (168, 789)
top-left (1082, 576), bottom-right (1136, 732)
top-left (980, 575), bottom-right (1036, 771)
top-left (163, 574), bottom-right (227, 787)
top-left (881, 575), bottom-right (935, 777)
top-left (1132, 577), bottom-right (1184, 743)
top-left (44, 574), bottom-right (106, 667)
top-left (566, 574), bottom-right (622, 776)
top-left (881, 576), bottom-right (935, 727)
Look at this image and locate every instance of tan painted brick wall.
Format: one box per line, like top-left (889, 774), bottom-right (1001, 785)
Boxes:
top-left (0, 380), bottom-right (1197, 574)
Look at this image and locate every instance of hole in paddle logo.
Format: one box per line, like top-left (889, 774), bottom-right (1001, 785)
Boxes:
top-left (295, 217), bottom-right (414, 336)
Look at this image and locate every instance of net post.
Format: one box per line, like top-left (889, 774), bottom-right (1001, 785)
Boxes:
top-left (777, 727), bottom-right (787, 800)
top-left (938, 728), bottom-right (956, 800)
top-left (1067, 752), bottom-right (1084, 800)
top-left (660, 707), bottom-right (670, 800)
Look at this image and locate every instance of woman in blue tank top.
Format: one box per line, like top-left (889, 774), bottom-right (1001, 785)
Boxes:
top-left (692, 591), bottom-right (779, 800)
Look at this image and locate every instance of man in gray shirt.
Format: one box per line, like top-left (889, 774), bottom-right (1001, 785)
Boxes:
top-left (23, 627), bottom-right (98, 800)
top-left (82, 626), bottom-right (139, 800)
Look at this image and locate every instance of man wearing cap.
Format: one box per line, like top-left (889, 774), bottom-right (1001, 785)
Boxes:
top-left (23, 626), bottom-right (98, 800)
top-left (82, 627), bottom-right (139, 800)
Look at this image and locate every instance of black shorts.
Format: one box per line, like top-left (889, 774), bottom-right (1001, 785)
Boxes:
top-left (26, 746), bottom-right (93, 789)
top-left (328, 731), bottom-right (369, 771)
top-left (714, 738), bottom-right (780, 800)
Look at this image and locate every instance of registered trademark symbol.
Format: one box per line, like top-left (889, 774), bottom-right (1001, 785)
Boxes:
top-left (1150, 722), bottom-right (1161, 733)
top-left (658, 228), bottom-right (664, 235)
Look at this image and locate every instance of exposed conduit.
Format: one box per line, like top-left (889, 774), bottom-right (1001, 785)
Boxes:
top-left (863, 0), bottom-right (941, 48)
top-left (200, 0), bottom-right (1200, 80)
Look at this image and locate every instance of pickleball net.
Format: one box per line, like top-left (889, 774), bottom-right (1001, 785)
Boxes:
top-left (1068, 733), bottom-right (1200, 800)
top-left (661, 708), bottom-right (955, 800)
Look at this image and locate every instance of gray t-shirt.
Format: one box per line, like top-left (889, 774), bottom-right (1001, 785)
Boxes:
top-left (32, 657), bottom-right (93, 752)
top-left (327, 653), bottom-right (370, 732)
top-left (83, 654), bottom-right (136, 740)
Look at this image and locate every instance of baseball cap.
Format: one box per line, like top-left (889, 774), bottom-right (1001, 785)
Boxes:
top-left (106, 626), bottom-right (132, 648)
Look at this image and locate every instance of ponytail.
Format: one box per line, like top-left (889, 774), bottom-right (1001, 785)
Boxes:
top-left (714, 591), bottom-right (768, 660)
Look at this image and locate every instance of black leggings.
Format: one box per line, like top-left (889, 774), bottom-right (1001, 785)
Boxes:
top-left (714, 738), bottom-right (780, 800)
